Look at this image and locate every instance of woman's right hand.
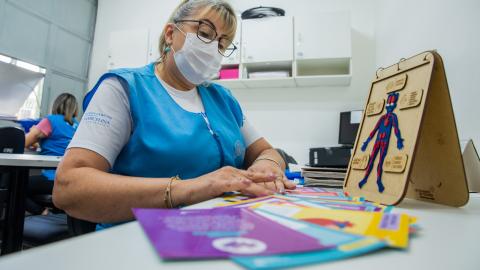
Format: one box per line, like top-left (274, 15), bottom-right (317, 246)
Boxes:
top-left (195, 166), bottom-right (278, 197)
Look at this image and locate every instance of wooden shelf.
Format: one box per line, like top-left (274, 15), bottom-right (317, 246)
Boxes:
top-left (213, 79), bottom-right (246, 89)
top-left (294, 58), bottom-right (352, 86)
top-left (296, 58), bottom-right (350, 76)
top-left (214, 77), bottom-right (296, 89)
top-left (243, 77), bottom-right (296, 88)
top-left (294, 74), bottom-right (351, 86)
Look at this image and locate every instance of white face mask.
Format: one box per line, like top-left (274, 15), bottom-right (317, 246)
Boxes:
top-left (172, 30), bottom-right (223, 85)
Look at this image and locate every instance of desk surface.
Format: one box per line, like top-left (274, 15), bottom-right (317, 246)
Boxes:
top-left (0, 153), bottom-right (61, 167)
top-left (1, 194), bottom-right (479, 270)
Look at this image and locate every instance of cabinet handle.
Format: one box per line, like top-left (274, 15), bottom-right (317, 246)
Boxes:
top-left (296, 33), bottom-right (302, 50)
top-left (242, 45), bottom-right (247, 61)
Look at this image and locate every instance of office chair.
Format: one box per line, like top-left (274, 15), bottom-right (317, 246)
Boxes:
top-left (23, 214), bottom-right (97, 246)
top-left (67, 216), bottom-right (96, 236)
top-left (0, 126), bottom-right (68, 247)
top-left (22, 213), bottom-right (69, 247)
top-left (0, 126), bottom-right (25, 154)
top-left (0, 126), bottom-right (25, 248)
top-left (0, 126), bottom-right (55, 211)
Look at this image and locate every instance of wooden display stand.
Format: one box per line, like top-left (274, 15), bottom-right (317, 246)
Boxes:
top-left (344, 51), bottom-right (469, 206)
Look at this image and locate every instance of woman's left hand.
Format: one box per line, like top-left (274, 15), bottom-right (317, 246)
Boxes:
top-left (247, 160), bottom-right (296, 194)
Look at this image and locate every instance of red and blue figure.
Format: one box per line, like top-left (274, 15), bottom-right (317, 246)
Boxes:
top-left (358, 92), bottom-right (404, 193)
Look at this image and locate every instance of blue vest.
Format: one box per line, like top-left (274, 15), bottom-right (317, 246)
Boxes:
top-left (40, 114), bottom-right (78, 180)
top-left (85, 63), bottom-right (246, 228)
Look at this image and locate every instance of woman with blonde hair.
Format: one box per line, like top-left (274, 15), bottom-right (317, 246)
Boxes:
top-left (25, 93), bottom-right (79, 214)
top-left (54, 0), bottom-right (295, 229)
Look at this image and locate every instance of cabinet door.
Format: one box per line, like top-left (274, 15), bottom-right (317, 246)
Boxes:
top-left (222, 18), bottom-right (241, 65)
top-left (295, 11), bottom-right (351, 60)
top-left (241, 16), bottom-right (293, 63)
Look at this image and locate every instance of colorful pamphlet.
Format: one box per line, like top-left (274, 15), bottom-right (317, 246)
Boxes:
top-left (135, 185), bottom-right (419, 269)
top-left (215, 195), bottom-right (297, 208)
top-left (217, 193), bottom-right (390, 213)
top-left (289, 196), bottom-right (392, 212)
top-left (133, 207), bottom-right (330, 259)
top-left (284, 187), bottom-right (361, 202)
top-left (233, 210), bottom-right (387, 269)
top-left (251, 201), bottom-right (412, 248)
top-left (285, 187), bottom-right (345, 197)
top-left (219, 193), bottom-right (253, 203)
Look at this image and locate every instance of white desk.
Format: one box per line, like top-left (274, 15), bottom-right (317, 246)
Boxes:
top-left (0, 153), bottom-right (61, 167)
top-left (0, 194), bottom-right (479, 269)
top-left (0, 153), bottom-right (61, 254)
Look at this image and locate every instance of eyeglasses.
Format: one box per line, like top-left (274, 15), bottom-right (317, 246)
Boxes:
top-left (173, 19), bottom-right (237, 57)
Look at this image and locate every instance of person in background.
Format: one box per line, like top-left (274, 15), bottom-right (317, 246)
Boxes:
top-left (53, 0), bottom-right (295, 229)
top-left (25, 93), bottom-right (79, 215)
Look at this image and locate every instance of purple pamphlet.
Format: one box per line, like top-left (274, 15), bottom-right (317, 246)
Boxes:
top-left (133, 207), bottom-right (330, 259)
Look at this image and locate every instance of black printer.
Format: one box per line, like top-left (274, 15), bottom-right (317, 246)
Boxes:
top-left (309, 111), bottom-right (361, 168)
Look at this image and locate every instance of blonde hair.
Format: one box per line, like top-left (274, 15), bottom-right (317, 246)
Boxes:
top-left (51, 93), bottom-right (78, 125)
top-left (158, 0), bottom-right (237, 61)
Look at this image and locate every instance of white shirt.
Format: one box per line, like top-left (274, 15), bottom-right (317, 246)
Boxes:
top-left (68, 77), bottom-right (261, 167)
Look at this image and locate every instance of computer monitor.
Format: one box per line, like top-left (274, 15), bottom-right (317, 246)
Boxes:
top-left (338, 111), bottom-right (362, 146)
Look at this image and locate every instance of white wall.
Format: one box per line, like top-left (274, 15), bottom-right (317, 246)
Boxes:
top-left (89, 0), bottom-right (377, 165)
top-left (375, 0), bottom-right (480, 148)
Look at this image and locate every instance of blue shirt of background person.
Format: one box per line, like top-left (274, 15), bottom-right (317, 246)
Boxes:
top-left (25, 93), bottom-right (79, 180)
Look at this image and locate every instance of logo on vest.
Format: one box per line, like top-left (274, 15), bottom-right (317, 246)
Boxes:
top-left (234, 140), bottom-right (244, 158)
top-left (83, 112), bottom-right (112, 127)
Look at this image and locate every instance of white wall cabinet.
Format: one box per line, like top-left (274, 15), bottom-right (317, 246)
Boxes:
top-left (295, 11), bottom-right (350, 60)
top-left (217, 11), bottom-right (351, 88)
top-left (241, 16), bottom-right (293, 64)
top-left (293, 11), bottom-right (351, 86)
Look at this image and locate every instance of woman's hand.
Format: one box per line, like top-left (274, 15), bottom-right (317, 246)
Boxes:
top-left (27, 142), bottom-right (40, 151)
top-left (195, 166), bottom-right (279, 197)
top-left (247, 160), bottom-right (296, 194)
